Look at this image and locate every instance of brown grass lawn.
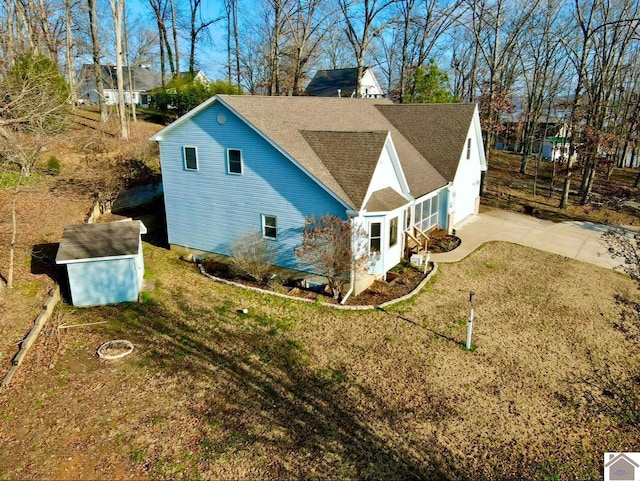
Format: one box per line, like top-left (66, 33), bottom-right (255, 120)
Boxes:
top-left (1, 241), bottom-right (639, 480)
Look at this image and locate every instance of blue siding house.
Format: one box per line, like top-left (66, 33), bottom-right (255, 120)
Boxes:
top-left (56, 220), bottom-right (147, 307)
top-left (151, 95), bottom-right (486, 296)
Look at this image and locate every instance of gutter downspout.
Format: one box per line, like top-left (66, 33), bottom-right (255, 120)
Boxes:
top-left (340, 214), bottom-right (357, 305)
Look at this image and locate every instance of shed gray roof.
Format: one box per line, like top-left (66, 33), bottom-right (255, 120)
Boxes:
top-left (56, 220), bottom-right (146, 263)
top-left (217, 95), bottom-right (449, 208)
top-left (376, 103), bottom-right (477, 182)
top-left (305, 68), bottom-right (361, 97)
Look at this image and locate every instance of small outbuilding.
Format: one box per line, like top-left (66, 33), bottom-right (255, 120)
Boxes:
top-left (55, 220), bottom-right (147, 307)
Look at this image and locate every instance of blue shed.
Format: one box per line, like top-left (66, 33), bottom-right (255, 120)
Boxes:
top-left (55, 220), bottom-right (147, 307)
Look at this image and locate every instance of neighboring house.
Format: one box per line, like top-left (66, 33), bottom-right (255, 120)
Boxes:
top-left (150, 95), bottom-right (485, 293)
top-left (540, 136), bottom-right (572, 162)
top-left (56, 220), bottom-right (147, 307)
top-left (305, 67), bottom-right (384, 98)
top-left (77, 64), bottom-right (161, 107)
top-left (532, 124), bottom-right (577, 163)
top-left (175, 70), bottom-right (211, 85)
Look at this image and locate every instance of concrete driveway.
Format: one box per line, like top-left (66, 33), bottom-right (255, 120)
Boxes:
top-left (430, 209), bottom-right (634, 271)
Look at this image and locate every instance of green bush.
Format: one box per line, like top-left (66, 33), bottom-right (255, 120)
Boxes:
top-left (46, 155), bottom-right (61, 175)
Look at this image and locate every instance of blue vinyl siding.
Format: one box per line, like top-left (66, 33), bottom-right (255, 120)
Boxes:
top-left (67, 257), bottom-right (139, 307)
top-left (159, 101), bottom-right (348, 270)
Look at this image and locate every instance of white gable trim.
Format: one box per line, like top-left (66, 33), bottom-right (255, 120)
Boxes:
top-left (472, 104), bottom-right (487, 171)
top-left (149, 95), bottom-right (219, 141)
top-left (360, 133), bottom-right (412, 211)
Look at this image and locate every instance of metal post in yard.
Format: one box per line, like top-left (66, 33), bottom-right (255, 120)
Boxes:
top-left (466, 291), bottom-right (475, 350)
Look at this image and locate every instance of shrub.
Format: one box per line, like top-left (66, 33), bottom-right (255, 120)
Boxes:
top-left (230, 231), bottom-right (277, 284)
top-left (46, 155), bottom-right (61, 175)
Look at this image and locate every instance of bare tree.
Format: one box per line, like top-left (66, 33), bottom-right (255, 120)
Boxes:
top-left (338, 0), bottom-right (397, 97)
top-left (148, 0), bottom-right (175, 85)
top-left (188, 0), bottom-right (220, 74)
top-left (87, 0), bottom-right (108, 122)
top-left (461, 0), bottom-right (542, 195)
top-left (108, 0), bottom-right (129, 140)
top-left (558, 0), bottom-right (640, 208)
top-left (282, 0), bottom-right (328, 95)
top-left (517, 0), bottom-right (567, 175)
top-left (296, 214), bottom-right (375, 301)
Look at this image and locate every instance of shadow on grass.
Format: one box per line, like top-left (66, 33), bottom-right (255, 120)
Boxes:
top-left (31, 243), bottom-right (60, 279)
top-left (377, 307), bottom-right (466, 349)
top-left (94, 291), bottom-right (508, 481)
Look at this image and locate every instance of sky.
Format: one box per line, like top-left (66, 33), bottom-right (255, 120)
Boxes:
top-left (126, 0), bottom-right (235, 79)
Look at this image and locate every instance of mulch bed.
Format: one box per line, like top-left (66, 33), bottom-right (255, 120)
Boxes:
top-left (200, 259), bottom-right (432, 306)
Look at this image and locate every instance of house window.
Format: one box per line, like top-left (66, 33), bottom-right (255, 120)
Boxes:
top-left (370, 222), bottom-right (381, 252)
top-left (466, 138), bottom-right (472, 160)
top-left (389, 217), bottom-right (398, 247)
top-left (184, 146), bottom-right (198, 170)
top-left (405, 208), bottom-right (411, 230)
top-left (262, 214), bottom-right (277, 239)
top-left (228, 149), bottom-right (243, 174)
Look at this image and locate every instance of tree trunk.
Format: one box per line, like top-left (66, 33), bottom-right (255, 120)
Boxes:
top-left (580, 160), bottom-right (596, 205)
top-left (65, 0), bottom-right (77, 108)
top-left (5, 0), bottom-right (16, 69)
top-left (559, 167), bottom-right (571, 209)
top-left (7, 172), bottom-right (23, 289)
top-left (170, 0), bottom-right (179, 74)
top-left (110, 0), bottom-right (129, 139)
top-left (88, 0), bottom-right (108, 122)
top-left (124, 6), bottom-right (136, 123)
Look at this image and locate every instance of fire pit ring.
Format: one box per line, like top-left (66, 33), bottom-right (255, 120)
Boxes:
top-left (97, 340), bottom-right (134, 360)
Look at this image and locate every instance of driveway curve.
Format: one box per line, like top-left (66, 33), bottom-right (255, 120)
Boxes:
top-left (430, 208), bottom-right (634, 271)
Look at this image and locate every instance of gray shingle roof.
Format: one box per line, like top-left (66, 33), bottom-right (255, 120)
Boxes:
top-left (304, 68), bottom-right (360, 97)
top-left (365, 187), bottom-right (409, 212)
top-left (376, 103), bottom-right (477, 182)
top-left (302, 131), bottom-right (388, 209)
top-left (56, 220), bottom-right (145, 263)
top-left (79, 64), bottom-right (161, 92)
top-left (218, 95), bottom-right (449, 208)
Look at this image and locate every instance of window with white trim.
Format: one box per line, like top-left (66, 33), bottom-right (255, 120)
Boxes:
top-left (227, 148), bottom-right (243, 174)
top-left (262, 214), bottom-right (277, 239)
top-left (183, 146), bottom-right (198, 170)
top-left (370, 222), bottom-right (381, 252)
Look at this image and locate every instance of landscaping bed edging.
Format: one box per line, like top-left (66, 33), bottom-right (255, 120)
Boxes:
top-left (197, 262), bottom-right (439, 310)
